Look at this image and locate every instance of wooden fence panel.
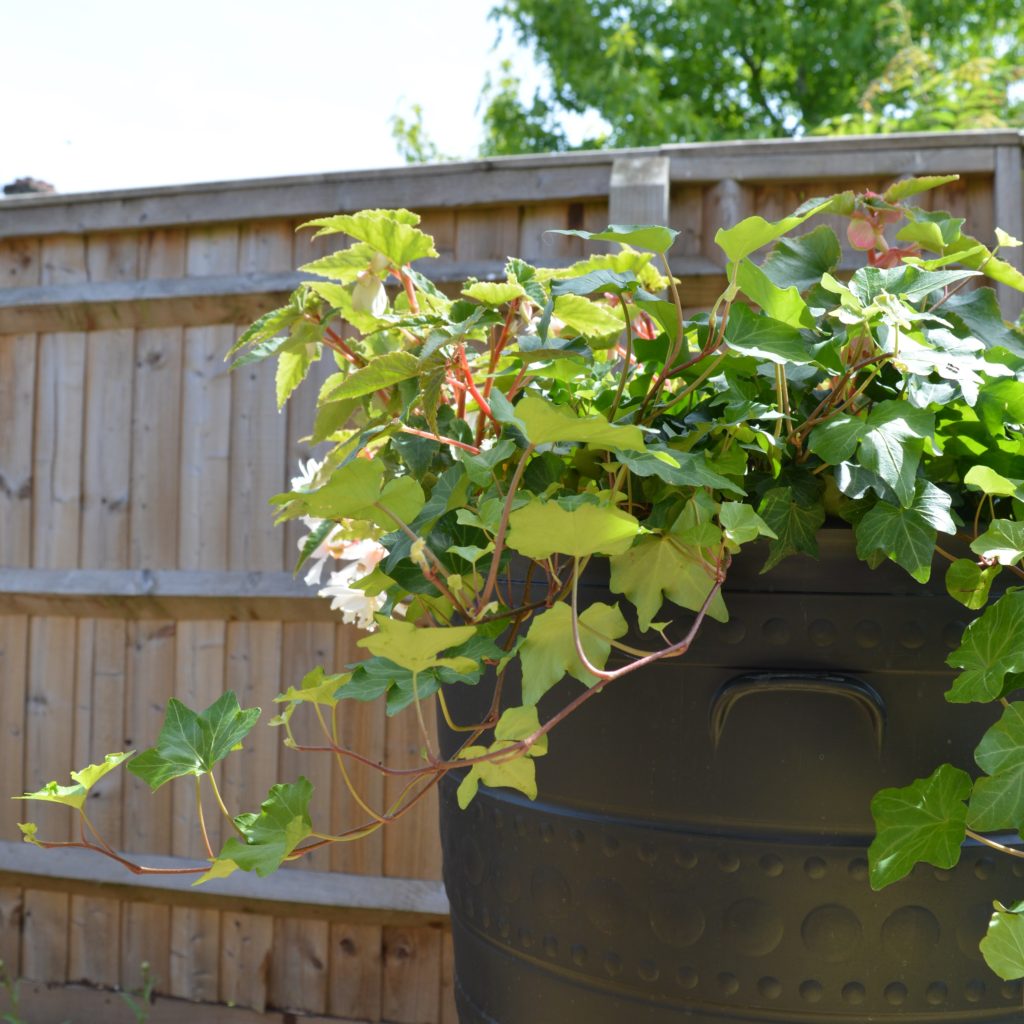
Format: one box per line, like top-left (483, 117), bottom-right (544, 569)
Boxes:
top-left (0, 132), bottom-right (1019, 1021)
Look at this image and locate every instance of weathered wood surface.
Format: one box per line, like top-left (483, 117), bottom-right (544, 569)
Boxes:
top-left (0, 842), bottom-right (448, 925)
top-left (0, 568), bottom-right (335, 620)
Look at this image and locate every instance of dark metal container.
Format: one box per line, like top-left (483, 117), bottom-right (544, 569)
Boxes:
top-left (438, 532), bottom-right (1024, 1022)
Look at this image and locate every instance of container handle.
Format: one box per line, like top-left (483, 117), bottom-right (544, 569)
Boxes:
top-left (709, 672), bottom-right (886, 752)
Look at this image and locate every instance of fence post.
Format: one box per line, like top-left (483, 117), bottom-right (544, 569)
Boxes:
top-left (993, 136), bottom-right (1024, 323)
top-left (609, 155), bottom-right (670, 228)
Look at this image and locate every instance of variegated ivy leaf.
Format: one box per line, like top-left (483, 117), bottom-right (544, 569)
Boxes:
top-left (519, 601), bottom-right (628, 705)
top-left (947, 589), bottom-right (1024, 703)
top-left (610, 534), bottom-right (729, 631)
top-left (506, 498), bottom-right (640, 559)
top-left (868, 763), bottom-right (971, 889)
top-left (127, 693), bottom-right (260, 791)
top-left (17, 752), bottom-right (134, 811)
top-left (456, 706), bottom-right (548, 809)
top-left (858, 401), bottom-right (934, 508)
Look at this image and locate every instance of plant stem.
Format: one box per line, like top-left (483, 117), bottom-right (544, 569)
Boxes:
top-left (195, 777), bottom-right (214, 860)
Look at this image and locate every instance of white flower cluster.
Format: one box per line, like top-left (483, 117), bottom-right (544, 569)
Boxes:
top-left (291, 459), bottom-right (387, 631)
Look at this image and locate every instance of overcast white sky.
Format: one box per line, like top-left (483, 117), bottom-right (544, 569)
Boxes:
top-left (1, 0), bottom-right (566, 195)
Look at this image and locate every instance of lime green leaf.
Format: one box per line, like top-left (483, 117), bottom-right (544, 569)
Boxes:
top-left (971, 520), bottom-right (1024, 566)
top-left (553, 294), bottom-right (624, 337)
top-left (519, 601), bottom-right (628, 704)
top-left (859, 402), bottom-right (933, 508)
top-left (506, 499), bottom-right (640, 559)
top-left (981, 903), bottom-right (1024, 980)
top-left (967, 704), bottom-right (1024, 832)
top-left (734, 258), bottom-right (813, 328)
top-left (947, 590), bottom-right (1024, 703)
top-left (456, 740), bottom-right (539, 808)
top-left (997, 228), bottom-right (1023, 249)
top-left (17, 752), bottom-right (133, 811)
top-left (193, 857), bottom-right (238, 886)
top-left (758, 485), bottom-right (826, 572)
top-left (229, 302), bottom-right (304, 359)
top-left (883, 175), bottom-right (959, 203)
top-left (127, 693), bottom-right (260, 791)
top-left (610, 534), bottom-right (728, 631)
top-left (515, 394), bottom-right (644, 451)
top-left (722, 303), bottom-right (813, 364)
top-left (868, 763), bottom-right (971, 889)
top-left (949, 235), bottom-right (1024, 294)
top-left (274, 666), bottom-right (345, 709)
top-left (715, 195), bottom-right (848, 263)
top-left (760, 225), bottom-right (841, 292)
top-left (945, 559), bottom-right (1000, 611)
top-left (299, 242), bottom-right (377, 283)
top-left (358, 619), bottom-right (477, 674)
top-left (854, 480), bottom-right (954, 584)
top-left (549, 224), bottom-right (678, 254)
top-left (719, 502), bottom-right (777, 547)
top-left (463, 281), bottom-right (527, 305)
top-left (17, 822), bottom-right (42, 846)
top-left (301, 209), bottom-right (437, 267)
top-left (808, 414), bottom-right (866, 464)
top-left (493, 705), bottom-right (547, 754)
top-left (322, 352), bottom-right (420, 401)
top-left (965, 465), bottom-right (1023, 499)
top-left (216, 778), bottom-right (313, 877)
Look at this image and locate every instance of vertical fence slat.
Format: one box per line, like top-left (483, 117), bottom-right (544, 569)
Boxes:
top-left (0, 236), bottom-right (40, 976)
top-left (120, 227), bottom-right (187, 996)
top-left (169, 225), bottom-right (238, 1002)
top-left (22, 234), bottom-right (89, 984)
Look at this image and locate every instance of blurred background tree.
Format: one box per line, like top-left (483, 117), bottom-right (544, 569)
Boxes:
top-left (393, 0), bottom-right (1023, 160)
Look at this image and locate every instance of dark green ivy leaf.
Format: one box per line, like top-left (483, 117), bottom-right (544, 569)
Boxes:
top-left (947, 589), bottom-right (1024, 703)
top-left (217, 777), bottom-right (313, 877)
top-left (967, 703), bottom-right (1024, 832)
top-left (757, 483), bottom-right (826, 572)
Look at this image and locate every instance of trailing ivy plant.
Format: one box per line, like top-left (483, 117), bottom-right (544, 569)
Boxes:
top-left (17, 178), bottom-right (1024, 978)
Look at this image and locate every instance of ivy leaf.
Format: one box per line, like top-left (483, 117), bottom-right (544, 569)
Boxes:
top-left (456, 706), bottom-right (548, 809)
top-left (321, 352), bottom-right (420, 401)
top-left (945, 559), bottom-right (1000, 611)
top-left (965, 466), bottom-right (1023, 499)
top-left (514, 394), bottom-right (645, 451)
top-left (858, 401), bottom-right (933, 508)
top-left (506, 499), bottom-right (640, 559)
top-left (215, 778), bottom-right (313, 877)
top-left (722, 303), bottom-right (813, 365)
top-left (610, 534), bottom-right (728, 631)
top-left (128, 693), bottom-right (260, 791)
top-left (978, 380), bottom-right (1024, 438)
top-left (966, 704), bottom-right (1024, 832)
top-left (854, 480), bottom-right (954, 583)
top-left (971, 520), bottom-right (1024, 566)
top-left (868, 763), bottom-right (971, 889)
top-left (757, 485), bottom-right (826, 572)
top-left (275, 667), bottom-right (344, 710)
top-left (358, 619), bottom-right (477, 674)
top-left (613, 446), bottom-right (745, 496)
top-left (719, 502), bottom-right (777, 548)
top-left (947, 589), bottom-right (1024, 703)
top-left (301, 209), bottom-right (437, 267)
top-left (17, 752), bottom-right (133, 810)
top-left (519, 601), bottom-right (628, 705)
top-left (807, 414), bottom-right (866, 464)
top-left (549, 225), bottom-right (678, 254)
top-left (981, 903), bottom-right (1024, 980)
top-left (760, 225), bottom-right (841, 292)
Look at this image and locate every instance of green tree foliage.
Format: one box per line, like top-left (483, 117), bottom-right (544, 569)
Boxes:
top-left (482, 0), bottom-right (1023, 153)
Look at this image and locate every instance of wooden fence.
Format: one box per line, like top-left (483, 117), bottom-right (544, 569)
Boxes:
top-left (0, 129), bottom-right (1021, 1023)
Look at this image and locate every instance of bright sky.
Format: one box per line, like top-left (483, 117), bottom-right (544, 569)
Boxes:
top-left (1, 0), bottom-right (549, 196)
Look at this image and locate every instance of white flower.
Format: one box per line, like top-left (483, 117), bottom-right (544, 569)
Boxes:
top-left (290, 458), bottom-right (323, 493)
top-left (318, 570), bottom-right (385, 630)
